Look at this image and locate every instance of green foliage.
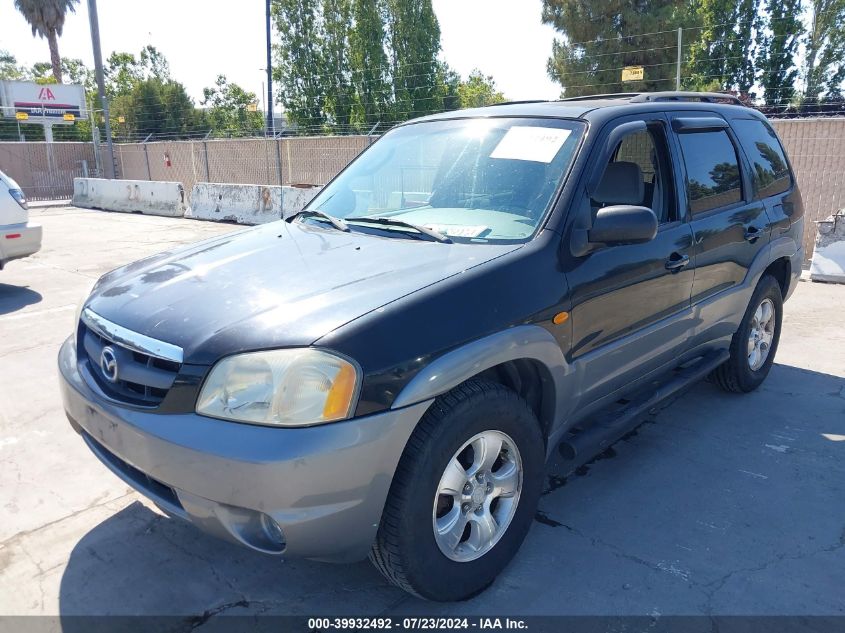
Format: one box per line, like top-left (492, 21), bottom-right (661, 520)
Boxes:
top-left (804, 0), bottom-right (845, 101)
top-left (542, 0), bottom-right (693, 97)
top-left (349, 0), bottom-right (391, 128)
top-left (385, 0), bottom-right (441, 120)
top-left (456, 69), bottom-right (506, 108)
top-left (201, 75), bottom-right (265, 136)
top-left (756, 0), bottom-right (803, 105)
top-left (271, 0), bottom-right (467, 133)
top-left (105, 46), bottom-right (171, 97)
top-left (272, 0), bottom-right (327, 130)
top-left (684, 0), bottom-right (761, 95)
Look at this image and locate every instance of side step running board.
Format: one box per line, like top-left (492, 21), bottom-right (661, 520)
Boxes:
top-left (559, 349), bottom-right (730, 461)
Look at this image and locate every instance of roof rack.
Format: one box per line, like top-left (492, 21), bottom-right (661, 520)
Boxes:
top-left (629, 91), bottom-right (743, 105)
top-left (483, 99), bottom-right (550, 107)
top-left (555, 91), bottom-right (743, 106)
top-left (557, 93), bottom-right (641, 102)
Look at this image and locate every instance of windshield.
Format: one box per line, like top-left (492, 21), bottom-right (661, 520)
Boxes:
top-left (305, 117), bottom-right (584, 243)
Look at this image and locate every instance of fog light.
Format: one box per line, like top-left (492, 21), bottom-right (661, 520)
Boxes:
top-left (261, 513), bottom-right (286, 548)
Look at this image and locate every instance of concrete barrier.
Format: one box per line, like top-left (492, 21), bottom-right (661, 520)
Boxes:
top-left (72, 178), bottom-right (186, 217)
top-left (187, 183), bottom-right (321, 225)
top-left (810, 211), bottom-right (845, 283)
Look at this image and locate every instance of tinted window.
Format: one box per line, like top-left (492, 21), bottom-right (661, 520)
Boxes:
top-left (677, 130), bottom-right (743, 214)
top-left (732, 119), bottom-right (792, 198)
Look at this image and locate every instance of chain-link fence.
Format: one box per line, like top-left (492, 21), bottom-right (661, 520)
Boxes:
top-left (1, 118), bottom-right (843, 265)
top-left (0, 141), bottom-right (97, 201)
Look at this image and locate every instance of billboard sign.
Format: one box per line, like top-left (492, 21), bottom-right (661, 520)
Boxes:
top-left (0, 81), bottom-right (87, 123)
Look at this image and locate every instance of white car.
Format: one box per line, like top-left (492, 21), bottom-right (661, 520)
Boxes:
top-left (0, 170), bottom-right (42, 270)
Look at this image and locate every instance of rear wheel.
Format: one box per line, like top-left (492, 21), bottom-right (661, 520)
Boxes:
top-left (370, 379), bottom-right (544, 601)
top-left (711, 274), bottom-right (783, 393)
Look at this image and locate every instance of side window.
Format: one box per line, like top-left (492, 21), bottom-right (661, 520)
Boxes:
top-left (591, 123), bottom-right (676, 224)
top-left (731, 119), bottom-right (792, 198)
top-left (677, 130), bottom-right (743, 214)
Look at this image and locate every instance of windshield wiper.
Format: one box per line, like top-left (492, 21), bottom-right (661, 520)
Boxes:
top-left (345, 216), bottom-right (451, 243)
top-left (287, 209), bottom-right (349, 232)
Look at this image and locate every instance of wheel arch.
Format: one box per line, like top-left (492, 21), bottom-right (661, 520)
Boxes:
top-left (391, 325), bottom-right (574, 447)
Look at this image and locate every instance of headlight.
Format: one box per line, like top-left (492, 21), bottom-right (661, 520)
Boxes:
top-left (196, 348), bottom-right (360, 427)
top-left (73, 277), bottom-right (99, 333)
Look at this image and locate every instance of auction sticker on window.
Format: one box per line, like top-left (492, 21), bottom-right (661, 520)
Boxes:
top-left (490, 126), bottom-right (571, 163)
top-left (424, 224), bottom-right (488, 238)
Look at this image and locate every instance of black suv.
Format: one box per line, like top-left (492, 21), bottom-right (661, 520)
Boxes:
top-left (60, 91), bottom-right (803, 601)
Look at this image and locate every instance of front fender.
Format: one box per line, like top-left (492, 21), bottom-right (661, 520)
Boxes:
top-left (391, 325), bottom-right (574, 455)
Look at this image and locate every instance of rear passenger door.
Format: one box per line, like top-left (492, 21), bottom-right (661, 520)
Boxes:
top-left (669, 114), bottom-right (769, 304)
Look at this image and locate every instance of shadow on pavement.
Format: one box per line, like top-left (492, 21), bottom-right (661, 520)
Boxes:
top-left (0, 283), bottom-right (42, 315)
top-left (57, 363), bottom-right (845, 621)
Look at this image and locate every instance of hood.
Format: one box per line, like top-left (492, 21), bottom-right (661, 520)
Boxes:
top-left (87, 220), bottom-right (521, 364)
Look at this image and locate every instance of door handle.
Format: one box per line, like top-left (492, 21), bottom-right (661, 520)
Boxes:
top-left (665, 252), bottom-right (690, 272)
top-left (744, 225), bottom-right (761, 243)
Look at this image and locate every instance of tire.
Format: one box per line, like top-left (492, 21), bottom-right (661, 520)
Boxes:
top-left (711, 274), bottom-right (783, 393)
top-left (370, 379), bottom-right (544, 601)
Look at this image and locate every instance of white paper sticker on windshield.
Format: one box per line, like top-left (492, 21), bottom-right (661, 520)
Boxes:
top-left (490, 126), bottom-right (571, 163)
top-left (424, 224), bottom-right (488, 238)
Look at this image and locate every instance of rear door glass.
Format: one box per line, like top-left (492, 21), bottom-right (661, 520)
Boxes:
top-left (677, 130), bottom-right (743, 214)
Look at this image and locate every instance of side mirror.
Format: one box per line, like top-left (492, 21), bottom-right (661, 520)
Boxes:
top-left (589, 205), bottom-right (658, 245)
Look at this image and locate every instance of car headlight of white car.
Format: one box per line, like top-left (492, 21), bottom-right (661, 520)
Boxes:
top-left (196, 348), bottom-right (361, 427)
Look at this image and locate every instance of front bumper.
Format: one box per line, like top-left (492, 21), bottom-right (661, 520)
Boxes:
top-left (1, 222), bottom-right (41, 267)
top-left (58, 336), bottom-right (432, 562)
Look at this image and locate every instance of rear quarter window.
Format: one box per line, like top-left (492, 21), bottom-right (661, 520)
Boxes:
top-left (731, 119), bottom-right (792, 198)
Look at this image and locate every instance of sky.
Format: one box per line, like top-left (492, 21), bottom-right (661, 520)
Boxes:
top-left (0, 0), bottom-right (562, 108)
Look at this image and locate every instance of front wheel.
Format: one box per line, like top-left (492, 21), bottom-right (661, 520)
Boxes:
top-left (370, 379), bottom-right (544, 601)
top-left (711, 274), bottom-right (783, 393)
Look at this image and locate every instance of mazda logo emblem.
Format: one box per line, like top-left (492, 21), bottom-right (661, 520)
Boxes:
top-left (100, 346), bottom-right (119, 383)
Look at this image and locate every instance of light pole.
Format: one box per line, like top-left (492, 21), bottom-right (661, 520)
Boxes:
top-left (265, 0), bottom-right (275, 136)
top-left (87, 0), bottom-right (115, 178)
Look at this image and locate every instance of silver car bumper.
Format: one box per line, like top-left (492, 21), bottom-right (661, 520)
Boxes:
top-left (0, 222), bottom-right (41, 267)
top-left (58, 336), bottom-right (432, 562)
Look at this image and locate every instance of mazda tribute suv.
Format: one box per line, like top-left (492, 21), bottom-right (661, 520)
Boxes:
top-left (59, 92), bottom-right (804, 601)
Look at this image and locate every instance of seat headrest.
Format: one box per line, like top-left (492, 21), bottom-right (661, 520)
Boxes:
top-left (593, 161), bottom-right (644, 206)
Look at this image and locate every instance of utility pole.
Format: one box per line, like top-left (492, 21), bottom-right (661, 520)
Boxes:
top-left (265, 0), bottom-right (275, 136)
top-left (87, 0), bottom-right (115, 178)
top-left (676, 27), bottom-right (682, 90)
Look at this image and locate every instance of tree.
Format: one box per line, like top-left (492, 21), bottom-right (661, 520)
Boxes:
top-left (272, 0), bottom-right (327, 131)
top-left (13, 0), bottom-right (79, 83)
top-left (105, 46), bottom-right (171, 97)
top-left (111, 78), bottom-right (201, 140)
top-left (385, 0), bottom-right (442, 119)
top-left (202, 75), bottom-right (264, 136)
top-left (0, 50), bottom-right (28, 81)
top-left (685, 0), bottom-right (762, 95)
top-left (804, 0), bottom-right (845, 101)
top-left (457, 69), bottom-right (506, 109)
top-left (756, 0), bottom-right (803, 106)
top-left (543, 0), bottom-right (693, 97)
top-left (349, 0), bottom-right (391, 128)
top-left (322, 0), bottom-right (355, 129)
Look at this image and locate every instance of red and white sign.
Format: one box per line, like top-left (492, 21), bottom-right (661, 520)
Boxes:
top-left (0, 81), bottom-right (87, 122)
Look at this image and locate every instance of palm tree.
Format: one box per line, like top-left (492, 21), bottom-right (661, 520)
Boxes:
top-left (14, 0), bottom-right (79, 83)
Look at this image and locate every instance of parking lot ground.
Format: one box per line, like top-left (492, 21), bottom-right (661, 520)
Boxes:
top-left (1, 206), bottom-right (844, 620)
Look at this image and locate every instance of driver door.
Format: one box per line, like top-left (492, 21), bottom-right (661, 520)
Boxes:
top-left (563, 113), bottom-right (695, 412)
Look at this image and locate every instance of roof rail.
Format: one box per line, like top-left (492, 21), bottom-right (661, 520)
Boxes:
top-left (629, 91), bottom-right (743, 105)
top-left (483, 99), bottom-right (549, 107)
top-left (557, 93), bottom-right (641, 102)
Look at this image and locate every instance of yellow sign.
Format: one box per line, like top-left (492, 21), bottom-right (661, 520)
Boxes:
top-left (15, 112), bottom-right (29, 120)
top-left (247, 103), bottom-right (258, 112)
top-left (63, 113), bottom-right (75, 121)
top-left (621, 66), bottom-right (644, 82)
top-left (118, 116), bottom-right (126, 123)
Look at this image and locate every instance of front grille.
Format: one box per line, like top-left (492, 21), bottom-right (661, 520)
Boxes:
top-left (78, 314), bottom-right (182, 407)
